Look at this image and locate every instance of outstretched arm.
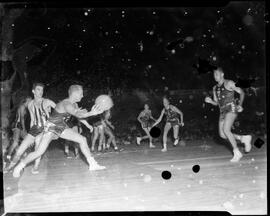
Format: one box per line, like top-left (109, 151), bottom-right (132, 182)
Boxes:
top-left (152, 109), bottom-right (165, 127)
top-left (64, 102), bottom-right (102, 118)
top-left (65, 102), bottom-right (103, 118)
top-left (149, 110), bottom-right (157, 121)
top-left (46, 99), bottom-right (56, 109)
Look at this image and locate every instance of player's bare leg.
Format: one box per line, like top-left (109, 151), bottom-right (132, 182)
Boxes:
top-left (223, 113), bottom-right (243, 162)
top-left (162, 123), bottom-right (172, 152)
top-left (60, 129), bottom-right (105, 171)
top-left (97, 126), bottom-right (105, 152)
top-left (91, 127), bottom-right (99, 152)
top-left (104, 127), bottom-right (118, 150)
top-left (13, 132), bottom-right (54, 177)
top-left (5, 134), bottom-right (35, 172)
top-left (31, 133), bottom-right (44, 174)
top-left (143, 128), bottom-right (155, 148)
top-left (64, 141), bottom-right (72, 158)
top-left (7, 128), bottom-right (21, 160)
top-left (173, 125), bottom-right (180, 146)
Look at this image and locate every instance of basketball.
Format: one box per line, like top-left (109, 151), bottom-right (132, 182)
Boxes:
top-left (95, 95), bottom-right (114, 111)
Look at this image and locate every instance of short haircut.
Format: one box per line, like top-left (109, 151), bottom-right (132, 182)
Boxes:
top-left (163, 96), bottom-right (169, 101)
top-left (32, 82), bottom-right (45, 90)
top-left (68, 85), bottom-right (82, 96)
top-left (214, 67), bottom-right (224, 74)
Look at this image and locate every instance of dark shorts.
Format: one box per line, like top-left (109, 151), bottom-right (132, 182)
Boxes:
top-left (12, 127), bottom-right (25, 140)
top-left (219, 102), bottom-right (238, 121)
top-left (141, 120), bottom-right (154, 129)
top-left (166, 118), bottom-right (180, 127)
top-left (66, 116), bottom-right (80, 128)
top-left (29, 125), bottom-right (44, 137)
top-left (45, 121), bottom-right (68, 138)
top-left (93, 120), bottom-right (103, 127)
top-left (13, 122), bottom-right (23, 130)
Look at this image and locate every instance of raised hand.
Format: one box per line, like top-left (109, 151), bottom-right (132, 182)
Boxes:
top-left (91, 104), bottom-right (103, 115)
top-left (204, 96), bottom-right (212, 104)
top-left (237, 105), bottom-right (243, 113)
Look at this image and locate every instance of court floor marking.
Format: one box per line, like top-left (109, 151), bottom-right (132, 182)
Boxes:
top-left (135, 151), bottom-right (266, 165)
top-left (94, 145), bottom-right (220, 155)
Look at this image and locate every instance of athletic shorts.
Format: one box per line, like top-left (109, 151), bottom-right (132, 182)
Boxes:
top-left (166, 118), bottom-right (180, 127)
top-left (12, 127), bottom-right (25, 140)
top-left (141, 120), bottom-right (154, 129)
top-left (219, 102), bottom-right (238, 121)
top-left (12, 122), bottom-right (23, 130)
top-left (45, 121), bottom-right (68, 138)
top-left (29, 125), bottom-right (44, 137)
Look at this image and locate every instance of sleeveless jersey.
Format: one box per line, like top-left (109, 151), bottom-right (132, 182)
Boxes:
top-left (164, 106), bottom-right (179, 122)
top-left (31, 99), bottom-right (48, 127)
top-left (215, 82), bottom-right (235, 107)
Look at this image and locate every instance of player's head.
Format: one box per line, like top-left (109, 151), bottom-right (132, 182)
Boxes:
top-left (32, 82), bottom-right (44, 98)
top-left (144, 103), bottom-right (149, 110)
top-left (213, 67), bottom-right (224, 83)
top-left (68, 85), bottom-right (83, 102)
top-left (163, 96), bottom-right (170, 108)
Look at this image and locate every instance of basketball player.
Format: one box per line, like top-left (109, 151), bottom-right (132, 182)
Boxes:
top-left (6, 96), bottom-right (32, 160)
top-left (103, 109), bottom-right (118, 151)
top-left (136, 103), bottom-right (157, 148)
top-left (90, 113), bottom-right (105, 152)
top-left (5, 83), bottom-right (56, 174)
top-left (204, 67), bottom-right (252, 162)
top-left (153, 97), bottom-right (184, 152)
top-left (12, 85), bottom-right (105, 178)
top-left (64, 110), bottom-right (94, 158)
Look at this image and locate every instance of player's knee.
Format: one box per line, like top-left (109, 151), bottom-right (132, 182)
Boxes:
top-left (35, 148), bottom-right (45, 157)
top-left (219, 132), bottom-right (227, 139)
top-left (223, 128), bottom-right (231, 136)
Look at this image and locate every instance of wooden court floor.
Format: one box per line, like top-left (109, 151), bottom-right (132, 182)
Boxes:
top-left (3, 139), bottom-right (267, 215)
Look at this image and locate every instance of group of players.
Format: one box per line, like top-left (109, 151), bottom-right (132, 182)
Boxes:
top-left (3, 67), bottom-right (253, 178)
top-left (134, 67), bottom-right (252, 160)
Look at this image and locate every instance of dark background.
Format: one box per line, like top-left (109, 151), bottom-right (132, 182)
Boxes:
top-left (1, 1), bottom-right (267, 143)
top-left (8, 1), bottom-right (266, 92)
